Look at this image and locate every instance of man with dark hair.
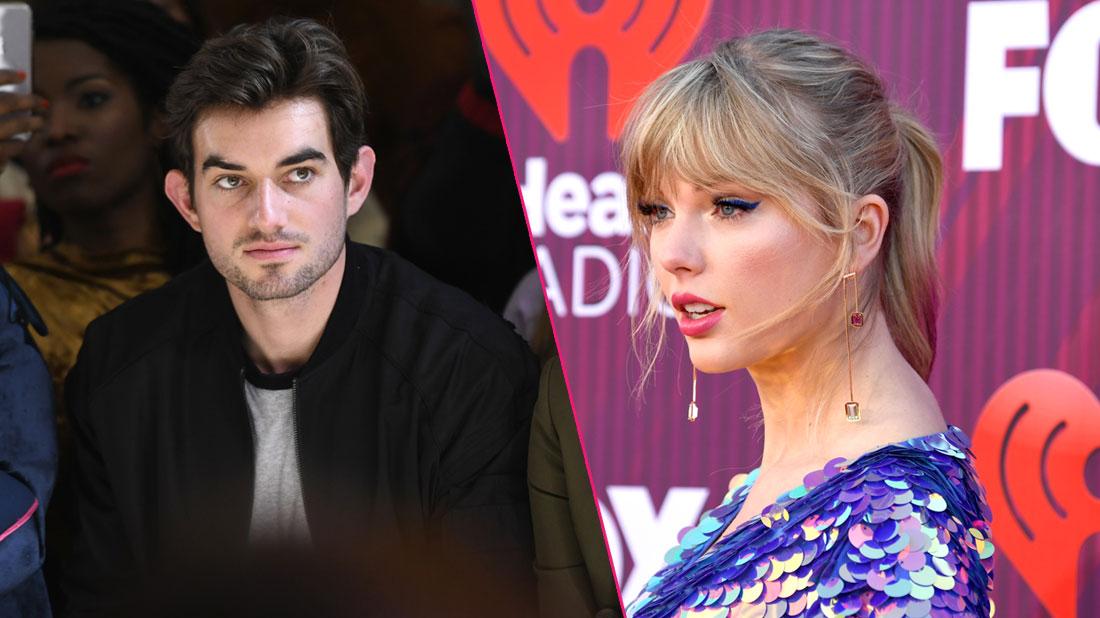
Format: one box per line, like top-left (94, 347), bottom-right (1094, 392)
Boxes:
top-left (64, 18), bottom-right (538, 615)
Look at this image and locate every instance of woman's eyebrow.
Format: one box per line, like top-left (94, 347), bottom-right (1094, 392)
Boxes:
top-left (64, 73), bottom-right (109, 92)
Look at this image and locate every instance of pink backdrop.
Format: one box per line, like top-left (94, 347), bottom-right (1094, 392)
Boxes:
top-left (476, 0), bottom-right (1100, 615)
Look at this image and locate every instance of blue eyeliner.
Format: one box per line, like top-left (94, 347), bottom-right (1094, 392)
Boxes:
top-left (714, 197), bottom-right (760, 210)
top-left (713, 197), bottom-right (760, 217)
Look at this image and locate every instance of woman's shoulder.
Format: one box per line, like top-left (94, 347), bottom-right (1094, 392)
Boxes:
top-left (630, 427), bottom-right (996, 617)
top-left (800, 426), bottom-right (996, 616)
top-left (838, 425), bottom-right (991, 522)
top-left (9, 245), bottom-right (169, 299)
top-left (744, 427), bottom-right (996, 615)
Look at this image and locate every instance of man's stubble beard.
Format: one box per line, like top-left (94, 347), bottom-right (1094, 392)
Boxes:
top-left (213, 219), bottom-right (347, 302)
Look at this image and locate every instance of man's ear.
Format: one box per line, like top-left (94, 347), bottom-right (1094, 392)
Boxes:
top-left (345, 145), bottom-right (376, 218)
top-left (165, 170), bottom-right (202, 233)
top-left (851, 194), bottom-right (889, 272)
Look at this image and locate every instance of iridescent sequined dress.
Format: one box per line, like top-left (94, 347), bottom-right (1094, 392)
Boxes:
top-left (627, 427), bottom-right (995, 617)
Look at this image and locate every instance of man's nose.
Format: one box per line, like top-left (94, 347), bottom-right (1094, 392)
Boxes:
top-left (251, 179), bottom-right (290, 234)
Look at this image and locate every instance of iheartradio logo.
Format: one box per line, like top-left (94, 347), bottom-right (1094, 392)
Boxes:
top-left (475, 0), bottom-right (712, 141)
top-left (973, 369), bottom-right (1100, 618)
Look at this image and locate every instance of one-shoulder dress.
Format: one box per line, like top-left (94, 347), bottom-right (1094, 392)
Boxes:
top-left (627, 426), bottom-right (995, 617)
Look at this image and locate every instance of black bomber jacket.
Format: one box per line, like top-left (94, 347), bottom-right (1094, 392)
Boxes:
top-left (63, 242), bottom-right (540, 615)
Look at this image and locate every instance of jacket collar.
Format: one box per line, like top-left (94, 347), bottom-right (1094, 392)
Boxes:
top-left (307, 242), bottom-right (368, 372)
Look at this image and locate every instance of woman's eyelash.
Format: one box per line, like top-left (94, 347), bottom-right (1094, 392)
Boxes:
top-left (637, 203), bottom-right (674, 222)
top-left (713, 197), bottom-right (760, 216)
top-left (636, 198), bottom-right (758, 221)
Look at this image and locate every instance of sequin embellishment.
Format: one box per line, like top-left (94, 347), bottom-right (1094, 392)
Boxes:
top-left (627, 426), bottom-right (995, 617)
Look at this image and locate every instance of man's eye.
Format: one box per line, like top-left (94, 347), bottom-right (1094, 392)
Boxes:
top-left (289, 168), bottom-right (314, 183)
top-left (215, 176), bottom-right (243, 190)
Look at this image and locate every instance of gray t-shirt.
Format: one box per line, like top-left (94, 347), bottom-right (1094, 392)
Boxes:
top-left (244, 381), bottom-right (311, 545)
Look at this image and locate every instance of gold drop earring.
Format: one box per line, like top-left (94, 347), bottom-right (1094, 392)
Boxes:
top-left (842, 272), bottom-right (864, 422)
top-left (688, 366), bottom-right (699, 422)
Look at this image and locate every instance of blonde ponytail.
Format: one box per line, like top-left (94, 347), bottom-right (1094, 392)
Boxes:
top-left (883, 109), bottom-right (943, 379)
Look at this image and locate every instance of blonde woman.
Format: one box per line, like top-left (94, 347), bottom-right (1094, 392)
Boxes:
top-left (623, 31), bottom-right (994, 617)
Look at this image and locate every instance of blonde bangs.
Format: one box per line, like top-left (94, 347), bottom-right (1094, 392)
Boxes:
top-left (625, 69), bottom-right (741, 202)
top-left (621, 60), bottom-right (844, 250)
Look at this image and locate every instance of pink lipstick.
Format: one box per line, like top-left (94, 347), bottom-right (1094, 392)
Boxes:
top-left (670, 292), bottom-right (725, 337)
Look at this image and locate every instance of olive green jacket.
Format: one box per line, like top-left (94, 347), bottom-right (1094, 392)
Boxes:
top-left (529, 357), bottom-right (622, 617)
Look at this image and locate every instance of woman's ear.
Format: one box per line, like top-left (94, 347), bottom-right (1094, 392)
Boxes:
top-left (851, 194), bottom-right (889, 271)
top-left (147, 108), bottom-right (168, 144)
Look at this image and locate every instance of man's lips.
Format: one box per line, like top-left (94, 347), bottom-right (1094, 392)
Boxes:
top-left (46, 156), bottom-right (90, 179)
top-left (243, 244), bottom-right (299, 261)
top-left (670, 292), bottom-right (726, 337)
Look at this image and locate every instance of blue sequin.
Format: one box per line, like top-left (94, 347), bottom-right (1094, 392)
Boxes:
top-left (626, 426), bottom-right (995, 617)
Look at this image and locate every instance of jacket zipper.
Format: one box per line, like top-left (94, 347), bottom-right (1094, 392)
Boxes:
top-left (240, 368), bottom-right (257, 540)
top-left (291, 377), bottom-right (311, 538)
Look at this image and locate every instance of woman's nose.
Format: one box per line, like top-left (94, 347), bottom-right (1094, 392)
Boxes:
top-left (653, 216), bottom-right (705, 276)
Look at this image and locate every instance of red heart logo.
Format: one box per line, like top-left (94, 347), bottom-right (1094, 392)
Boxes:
top-left (475, 0), bottom-right (712, 141)
top-left (972, 369), bottom-right (1100, 618)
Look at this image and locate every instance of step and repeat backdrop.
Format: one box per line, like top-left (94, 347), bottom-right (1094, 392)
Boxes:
top-left (475, 1), bottom-right (1100, 615)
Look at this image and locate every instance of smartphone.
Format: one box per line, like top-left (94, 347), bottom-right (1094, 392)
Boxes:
top-left (0, 3), bottom-right (31, 140)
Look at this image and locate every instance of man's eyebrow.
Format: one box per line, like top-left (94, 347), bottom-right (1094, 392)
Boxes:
top-left (277, 148), bottom-right (327, 168)
top-left (201, 155), bottom-right (245, 173)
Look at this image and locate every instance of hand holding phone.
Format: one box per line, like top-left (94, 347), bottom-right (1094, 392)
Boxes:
top-left (0, 70), bottom-right (42, 168)
top-left (0, 4), bottom-right (41, 167)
